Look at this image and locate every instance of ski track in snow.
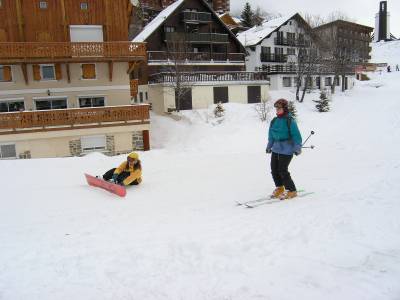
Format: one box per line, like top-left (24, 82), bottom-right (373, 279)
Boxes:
top-left (1, 77), bottom-right (400, 298)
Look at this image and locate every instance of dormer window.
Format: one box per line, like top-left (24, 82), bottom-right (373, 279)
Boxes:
top-left (39, 1), bottom-right (48, 9)
top-left (81, 2), bottom-right (88, 10)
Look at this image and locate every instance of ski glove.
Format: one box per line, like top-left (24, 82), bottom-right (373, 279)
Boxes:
top-left (112, 174), bottom-right (119, 183)
top-left (266, 148), bottom-right (272, 154)
top-left (295, 149), bottom-right (302, 156)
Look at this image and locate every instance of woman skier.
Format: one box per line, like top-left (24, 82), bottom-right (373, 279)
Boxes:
top-left (102, 152), bottom-right (142, 186)
top-left (266, 99), bottom-right (302, 199)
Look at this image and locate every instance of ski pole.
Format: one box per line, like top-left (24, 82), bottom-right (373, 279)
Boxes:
top-left (302, 145), bottom-right (315, 149)
top-left (302, 130), bottom-right (315, 147)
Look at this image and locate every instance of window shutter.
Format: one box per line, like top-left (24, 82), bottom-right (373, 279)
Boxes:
top-left (33, 65), bottom-right (41, 81)
top-left (3, 66), bottom-right (12, 81)
top-left (55, 63), bottom-right (62, 80)
top-left (82, 64), bottom-right (96, 79)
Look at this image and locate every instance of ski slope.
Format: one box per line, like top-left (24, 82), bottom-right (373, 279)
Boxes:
top-left (1, 71), bottom-right (400, 299)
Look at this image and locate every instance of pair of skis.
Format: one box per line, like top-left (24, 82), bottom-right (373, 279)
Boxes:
top-left (236, 191), bottom-right (314, 208)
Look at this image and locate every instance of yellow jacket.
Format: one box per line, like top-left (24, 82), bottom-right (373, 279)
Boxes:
top-left (114, 161), bottom-right (142, 186)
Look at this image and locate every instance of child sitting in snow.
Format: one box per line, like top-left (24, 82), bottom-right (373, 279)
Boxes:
top-left (102, 152), bottom-right (142, 186)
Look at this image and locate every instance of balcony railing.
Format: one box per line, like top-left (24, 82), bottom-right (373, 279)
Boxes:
top-left (148, 51), bottom-right (245, 63)
top-left (165, 32), bottom-right (229, 43)
top-left (148, 71), bottom-right (269, 84)
top-left (0, 42), bottom-right (147, 63)
top-left (274, 38), bottom-right (311, 47)
top-left (257, 64), bottom-right (355, 75)
top-left (182, 11), bottom-right (212, 23)
top-left (260, 53), bottom-right (287, 63)
top-left (0, 105), bottom-right (150, 134)
top-left (274, 38), bottom-right (297, 46)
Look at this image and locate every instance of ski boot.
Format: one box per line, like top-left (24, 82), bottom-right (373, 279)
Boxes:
top-left (271, 186), bottom-right (285, 199)
top-left (280, 191), bottom-right (297, 200)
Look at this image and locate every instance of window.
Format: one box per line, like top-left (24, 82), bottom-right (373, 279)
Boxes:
top-left (165, 26), bottom-right (175, 33)
top-left (145, 92), bottom-right (148, 101)
top-left (325, 77), bottom-right (332, 86)
top-left (41, 65), bottom-right (55, 80)
top-left (0, 144), bottom-right (16, 159)
top-left (287, 48), bottom-right (295, 55)
top-left (335, 76), bottom-right (340, 86)
top-left (283, 77), bottom-right (292, 87)
top-left (81, 135), bottom-right (106, 152)
top-left (0, 65), bottom-right (12, 82)
top-left (261, 46), bottom-right (271, 54)
top-left (0, 100), bottom-right (25, 112)
top-left (247, 86), bottom-right (261, 103)
top-left (39, 1), bottom-right (48, 9)
top-left (79, 96), bottom-right (105, 108)
top-left (80, 2), bottom-right (88, 10)
top-left (81, 64), bottom-right (96, 79)
top-left (139, 92), bottom-right (143, 103)
top-left (35, 98), bottom-right (67, 110)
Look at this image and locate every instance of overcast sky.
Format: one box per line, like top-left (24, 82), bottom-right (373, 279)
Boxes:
top-left (230, 0), bottom-right (400, 37)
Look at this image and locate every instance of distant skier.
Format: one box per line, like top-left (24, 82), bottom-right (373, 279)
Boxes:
top-left (102, 152), bottom-right (142, 186)
top-left (387, 65), bottom-right (391, 72)
top-left (396, 64), bottom-right (399, 71)
top-left (266, 99), bottom-right (302, 200)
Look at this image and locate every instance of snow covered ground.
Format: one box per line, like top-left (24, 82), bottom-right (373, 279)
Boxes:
top-left (1, 74), bottom-right (400, 298)
top-left (371, 40), bottom-right (400, 68)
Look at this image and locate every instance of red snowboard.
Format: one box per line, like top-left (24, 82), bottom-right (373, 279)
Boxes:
top-left (85, 173), bottom-right (126, 197)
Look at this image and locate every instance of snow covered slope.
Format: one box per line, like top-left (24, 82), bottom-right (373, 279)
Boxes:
top-left (1, 72), bottom-right (400, 300)
top-left (371, 40), bottom-right (400, 67)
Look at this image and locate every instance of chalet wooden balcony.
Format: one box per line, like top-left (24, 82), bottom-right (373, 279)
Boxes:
top-left (182, 11), bottom-right (212, 23)
top-left (148, 71), bottom-right (269, 84)
top-left (274, 37), bottom-right (311, 47)
top-left (257, 64), bottom-right (355, 75)
top-left (0, 105), bottom-right (150, 135)
top-left (147, 51), bottom-right (245, 63)
top-left (165, 32), bottom-right (229, 43)
top-left (0, 42), bottom-right (147, 64)
top-left (260, 53), bottom-right (287, 63)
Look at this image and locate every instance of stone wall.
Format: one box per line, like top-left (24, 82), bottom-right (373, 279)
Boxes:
top-left (132, 131), bottom-right (144, 150)
top-left (69, 139), bottom-right (82, 157)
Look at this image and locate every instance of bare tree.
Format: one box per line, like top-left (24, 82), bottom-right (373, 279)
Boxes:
top-left (158, 35), bottom-right (195, 112)
top-left (254, 89), bottom-right (271, 122)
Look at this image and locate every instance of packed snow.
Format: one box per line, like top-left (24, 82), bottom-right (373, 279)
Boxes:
top-left (371, 40), bottom-right (400, 68)
top-left (1, 60), bottom-right (400, 300)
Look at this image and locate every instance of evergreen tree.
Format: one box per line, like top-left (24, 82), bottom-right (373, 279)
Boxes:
top-left (288, 101), bottom-right (298, 119)
top-left (241, 2), bottom-right (255, 28)
top-left (313, 91), bottom-right (330, 112)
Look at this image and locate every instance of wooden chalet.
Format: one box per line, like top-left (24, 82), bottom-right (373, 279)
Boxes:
top-left (0, 0), bottom-right (150, 159)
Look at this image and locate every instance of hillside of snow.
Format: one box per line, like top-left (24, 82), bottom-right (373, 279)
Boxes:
top-left (371, 40), bottom-right (400, 68)
top-left (1, 71), bottom-right (400, 299)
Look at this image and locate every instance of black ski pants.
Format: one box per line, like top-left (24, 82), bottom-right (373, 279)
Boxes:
top-left (103, 168), bottom-right (139, 185)
top-left (270, 152), bottom-right (296, 192)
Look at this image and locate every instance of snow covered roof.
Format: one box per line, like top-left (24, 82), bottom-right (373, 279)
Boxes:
top-left (132, 0), bottom-right (185, 42)
top-left (237, 14), bottom-right (297, 47)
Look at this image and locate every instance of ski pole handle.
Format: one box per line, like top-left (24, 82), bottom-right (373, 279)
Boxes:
top-left (302, 130), bottom-right (315, 147)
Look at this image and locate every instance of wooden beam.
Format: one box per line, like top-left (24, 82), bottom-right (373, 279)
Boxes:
top-left (21, 63), bottom-right (28, 85)
top-left (103, 0), bottom-right (110, 41)
top-left (66, 63), bottom-right (71, 83)
top-left (15, 0), bottom-right (25, 42)
top-left (60, 0), bottom-right (68, 41)
top-left (143, 130), bottom-right (150, 151)
top-left (108, 61), bottom-right (113, 82)
top-left (127, 61), bottom-right (139, 74)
